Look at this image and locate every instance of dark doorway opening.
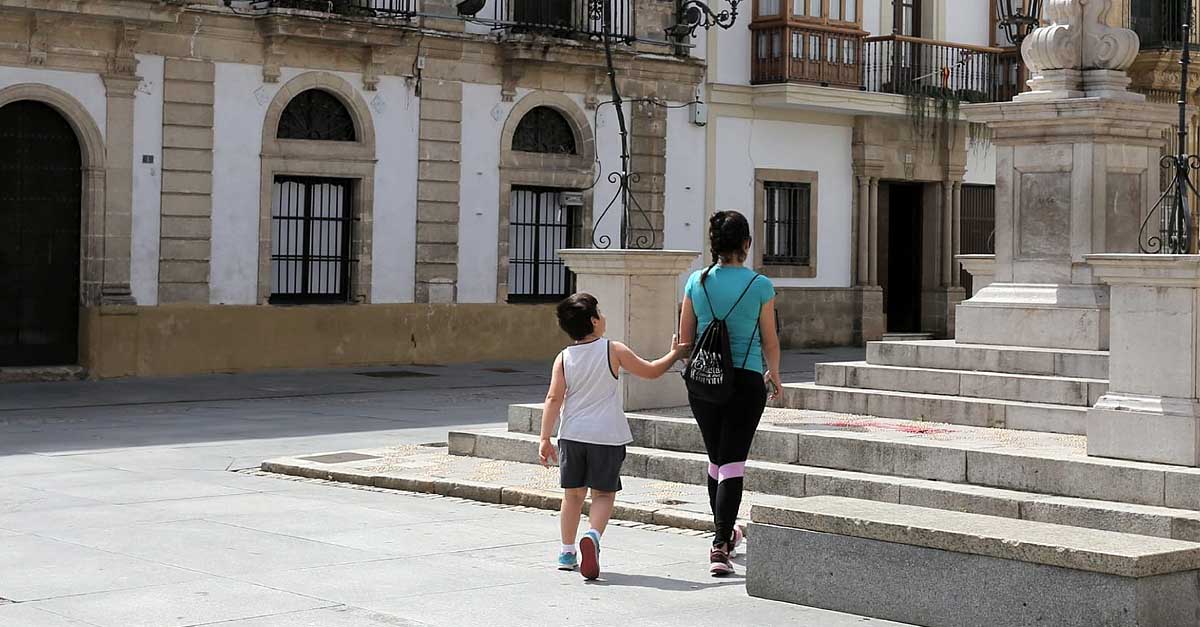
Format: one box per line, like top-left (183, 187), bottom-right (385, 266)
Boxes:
top-left (0, 100), bottom-right (82, 367)
top-left (885, 182), bottom-right (923, 333)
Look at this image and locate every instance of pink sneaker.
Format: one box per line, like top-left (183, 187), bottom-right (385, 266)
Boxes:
top-left (709, 544), bottom-right (734, 577)
top-left (728, 524), bottom-right (745, 558)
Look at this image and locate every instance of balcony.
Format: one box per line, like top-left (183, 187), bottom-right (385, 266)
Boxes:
top-left (269, 0), bottom-right (416, 18)
top-left (493, 0), bottom-right (634, 41)
top-left (1128, 0), bottom-right (1200, 50)
top-left (751, 25), bottom-right (1015, 104)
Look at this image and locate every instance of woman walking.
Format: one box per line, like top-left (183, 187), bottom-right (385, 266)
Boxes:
top-left (679, 210), bottom-right (782, 577)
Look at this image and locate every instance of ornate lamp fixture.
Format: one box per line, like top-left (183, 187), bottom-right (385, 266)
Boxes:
top-left (590, 0), bottom-right (740, 249)
top-left (1140, 2), bottom-right (1197, 254)
top-left (996, 0), bottom-right (1042, 45)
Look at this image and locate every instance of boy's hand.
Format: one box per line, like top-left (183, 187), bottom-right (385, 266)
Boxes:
top-left (670, 334), bottom-right (691, 359)
top-left (538, 438), bottom-right (557, 467)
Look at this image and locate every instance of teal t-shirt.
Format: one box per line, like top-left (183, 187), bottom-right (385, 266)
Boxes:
top-left (685, 265), bottom-right (775, 374)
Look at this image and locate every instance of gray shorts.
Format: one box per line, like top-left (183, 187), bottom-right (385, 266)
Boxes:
top-left (558, 439), bottom-right (626, 492)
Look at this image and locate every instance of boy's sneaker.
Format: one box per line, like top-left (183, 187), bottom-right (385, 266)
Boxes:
top-left (709, 543), bottom-right (734, 577)
top-left (728, 524), bottom-right (745, 558)
top-left (579, 529), bottom-right (602, 580)
top-left (557, 551), bottom-right (578, 571)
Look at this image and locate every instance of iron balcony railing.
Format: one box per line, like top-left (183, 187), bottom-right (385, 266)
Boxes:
top-left (493, 0), bottom-right (634, 41)
top-left (862, 35), bottom-right (1009, 103)
top-left (1128, 0), bottom-right (1200, 50)
top-left (750, 25), bottom-right (1014, 103)
top-left (270, 0), bottom-right (416, 18)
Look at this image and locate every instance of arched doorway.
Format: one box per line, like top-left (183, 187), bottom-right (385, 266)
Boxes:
top-left (0, 100), bottom-right (82, 366)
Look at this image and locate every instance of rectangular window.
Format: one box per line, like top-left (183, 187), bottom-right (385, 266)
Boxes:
top-left (270, 176), bottom-right (354, 304)
top-left (809, 34), bottom-right (820, 60)
top-left (845, 0), bottom-right (855, 22)
top-left (508, 187), bottom-right (579, 302)
top-left (762, 181), bottom-right (811, 266)
top-left (792, 31), bottom-right (804, 59)
top-left (829, 0), bottom-right (841, 20)
top-left (760, 0), bottom-right (780, 15)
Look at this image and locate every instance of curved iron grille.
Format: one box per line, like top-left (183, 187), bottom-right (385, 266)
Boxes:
top-left (277, 89), bottom-right (357, 141)
top-left (512, 106), bottom-right (577, 154)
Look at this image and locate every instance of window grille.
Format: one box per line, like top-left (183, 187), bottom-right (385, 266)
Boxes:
top-left (763, 181), bottom-right (811, 266)
top-left (270, 177), bottom-right (355, 304)
top-left (512, 107), bottom-right (577, 154)
top-left (277, 89), bottom-right (357, 141)
top-left (508, 187), bottom-right (580, 302)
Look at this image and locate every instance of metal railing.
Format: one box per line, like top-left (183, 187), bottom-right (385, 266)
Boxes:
top-left (493, 0), bottom-right (634, 40)
top-left (270, 0), bottom-right (416, 17)
top-left (1128, 0), bottom-right (1200, 50)
top-left (749, 23), bottom-right (865, 88)
top-left (862, 35), bottom-right (1007, 103)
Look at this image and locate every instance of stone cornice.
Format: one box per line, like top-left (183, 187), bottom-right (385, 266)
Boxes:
top-left (0, 0), bottom-right (184, 24)
top-left (1087, 254), bottom-right (1200, 288)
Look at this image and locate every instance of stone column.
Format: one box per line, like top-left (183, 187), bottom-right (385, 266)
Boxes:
top-left (100, 73), bottom-right (139, 305)
top-left (1087, 255), bottom-right (1200, 465)
top-left (856, 175), bottom-right (870, 285)
top-left (941, 181), bottom-right (954, 287)
top-left (559, 249), bottom-right (698, 411)
top-left (958, 0), bottom-right (1173, 350)
top-left (416, 79), bottom-right (463, 303)
top-left (868, 178), bottom-right (879, 286)
top-left (952, 181), bottom-right (963, 287)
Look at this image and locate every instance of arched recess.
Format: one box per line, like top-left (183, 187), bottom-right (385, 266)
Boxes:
top-left (496, 92), bottom-right (596, 303)
top-left (259, 72), bottom-right (377, 304)
top-left (0, 83), bottom-right (106, 312)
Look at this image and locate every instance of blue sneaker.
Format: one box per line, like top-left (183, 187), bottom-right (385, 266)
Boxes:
top-left (557, 551), bottom-right (578, 571)
top-left (579, 529), bottom-right (601, 580)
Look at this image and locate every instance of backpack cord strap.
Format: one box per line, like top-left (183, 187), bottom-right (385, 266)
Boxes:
top-left (741, 320), bottom-right (760, 370)
top-left (724, 274), bottom-right (763, 319)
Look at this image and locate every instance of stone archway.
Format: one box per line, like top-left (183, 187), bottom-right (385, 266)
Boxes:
top-left (258, 72), bottom-right (377, 304)
top-left (496, 92), bottom-right (596, 302)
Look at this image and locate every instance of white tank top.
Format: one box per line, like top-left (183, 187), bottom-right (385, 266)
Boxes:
top-left (558, 339), bottom-right (632, 446)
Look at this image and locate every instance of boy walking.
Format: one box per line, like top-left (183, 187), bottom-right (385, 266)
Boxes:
top-left (538, 293), bottom-right (688, 581)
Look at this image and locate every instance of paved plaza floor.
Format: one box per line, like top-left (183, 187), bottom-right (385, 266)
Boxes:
top-left (0, 348), bottom-right (915, 626)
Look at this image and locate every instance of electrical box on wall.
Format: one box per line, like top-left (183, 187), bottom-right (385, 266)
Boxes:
top-left (561, 191), bottom-right (584, 207)
top-left (690, 87), bottom-right (707, 126)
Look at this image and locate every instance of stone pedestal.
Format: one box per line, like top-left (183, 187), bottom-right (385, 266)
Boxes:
top-left (559, 249), bottom-right (698, 411)
top-left (957, 255), bottom-right (995, 298)
top-left (1087, 255), bottom-right (1200, 466)
top-left (957, 98), bottom-right (1172, 350)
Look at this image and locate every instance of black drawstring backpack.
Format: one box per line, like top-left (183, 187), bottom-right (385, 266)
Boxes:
top-left (682, 272), bottom-right (762, 404)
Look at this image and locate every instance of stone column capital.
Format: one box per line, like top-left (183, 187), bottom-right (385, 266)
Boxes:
top-left (102, 74), bottom-right (140, 98)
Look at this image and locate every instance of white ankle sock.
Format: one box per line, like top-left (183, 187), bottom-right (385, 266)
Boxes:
top-left (562, 543), bottom-right (576, 554)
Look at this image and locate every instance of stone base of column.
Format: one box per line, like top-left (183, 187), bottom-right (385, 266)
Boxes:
top-left (853, 286), bottom-right (884, 345)
top-left (1089, 395), bottom-right (1200, 466)
top-left (559, 249), bottom-right (699, 412)
top-left (100, 283), bottom-right (137, 306)
top-left (1086, 254), bottom-right (1200, 466)
top-left (923, 286), bottom-right (967, 340)
top-left (955, 283), bottom-right (1108, 350)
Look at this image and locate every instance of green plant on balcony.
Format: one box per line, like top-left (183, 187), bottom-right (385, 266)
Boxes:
top-left (904, 83), bottom-right (991, 152)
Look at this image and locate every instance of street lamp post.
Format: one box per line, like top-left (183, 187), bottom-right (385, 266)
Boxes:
top-left (996, 0), bottom-right (1042, 45)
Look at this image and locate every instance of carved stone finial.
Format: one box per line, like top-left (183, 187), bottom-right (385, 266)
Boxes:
top-left (1017, 0), bottom-right (1142, 102)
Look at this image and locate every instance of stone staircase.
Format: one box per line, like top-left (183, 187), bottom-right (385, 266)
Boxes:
top-left (781, 340), bottom-right (1109, 435)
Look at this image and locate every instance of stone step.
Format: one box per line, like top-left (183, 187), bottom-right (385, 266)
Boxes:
top-left (816, 361), bottom-right (1107, 407)
top-left (867, 339), bottom-right (1108, 379)
top-left (781, 382), bottom-right (1087, 434)
top-left (448, 428), bottom-right (1200, 542)
top-left (747, 496), bottom-right (1200, 627)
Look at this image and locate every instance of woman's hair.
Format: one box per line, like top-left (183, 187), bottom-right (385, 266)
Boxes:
top-left (701, 210), bottom-right (751, 284)
top-left (556, 292), bottom-right (600, 341)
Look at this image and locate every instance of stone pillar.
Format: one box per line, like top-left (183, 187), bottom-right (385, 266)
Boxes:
top-left (559, 249), bottom-right (698, 411)
top-left (416, 79), bottom-right (463, 303)
top-left (941, 181), bottom-right (954, 287)
top-left (1087, 255), bottom-right (1200, 465)
top-left (957, 0), bottom-right (1173, 350)
top-left (868, 177), bottom-right (879, 286)
top-left (101, 73), bottom-right (139, 305)
top-left (856, 175), bottom-right (869, 285)
top-left (952, 181), bottom-right (963, 287)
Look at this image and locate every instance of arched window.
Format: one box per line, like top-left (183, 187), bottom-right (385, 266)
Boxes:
top-left (512, 106), bottom-right (576, 154)
top-left (277, 89), bottom-right (356, 141)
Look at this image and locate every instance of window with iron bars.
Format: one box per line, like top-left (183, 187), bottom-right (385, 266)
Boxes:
top-left (270, 176), bottom-right (356, 304)
top-left (762, 181), bottom-right (812, 266)
top-left (507, 187), bottom-right (582, 302)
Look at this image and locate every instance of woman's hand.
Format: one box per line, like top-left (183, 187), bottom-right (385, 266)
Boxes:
top-left (670, 333), bottom-right (691, 360)
top-left (764, 369), bottom-right (783, 401)
top-left (538, 438), bottom-right (557, 467)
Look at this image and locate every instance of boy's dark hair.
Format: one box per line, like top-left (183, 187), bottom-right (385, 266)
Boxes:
top-left (557, 293), bottom-right (599, 341)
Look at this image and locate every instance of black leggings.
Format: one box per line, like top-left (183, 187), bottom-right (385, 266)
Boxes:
top-left (688, 368), bottom-right (767, 547)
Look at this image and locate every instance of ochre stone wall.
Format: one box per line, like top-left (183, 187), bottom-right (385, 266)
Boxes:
top-left (775, 287), bottom-right (884, 347)
top-left (80, 303), bottom-right (566, 378)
